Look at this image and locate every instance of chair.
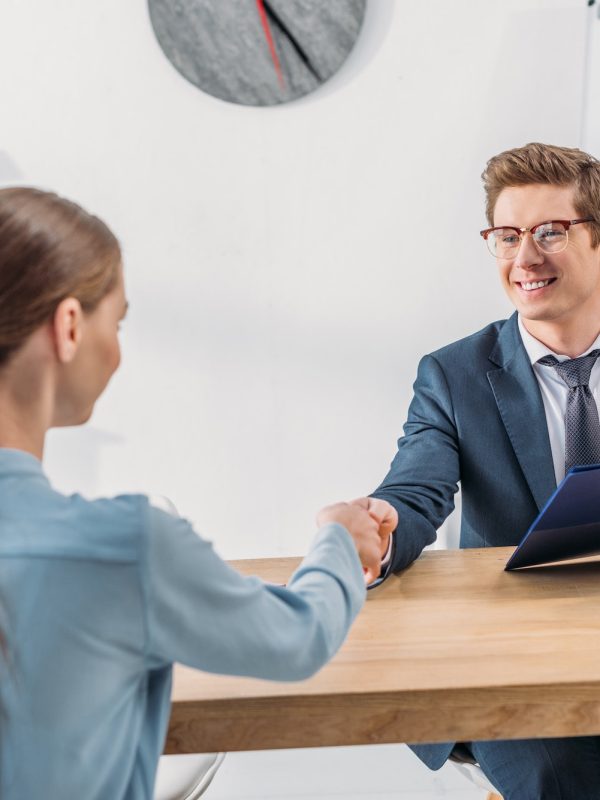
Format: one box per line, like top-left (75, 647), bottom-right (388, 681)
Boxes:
top-left (154, 753), bottom-right (226, 800)
top-left (449, 744), bottom-right (502, 800)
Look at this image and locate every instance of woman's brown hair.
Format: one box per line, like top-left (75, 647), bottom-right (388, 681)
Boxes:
top-left (0, 187), bottom-right (121, 367)
top-left (482, 142), bottom-right (600, 248)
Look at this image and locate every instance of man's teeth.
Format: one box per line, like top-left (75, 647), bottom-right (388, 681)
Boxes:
top-left (522, 279), bottom-right (551, 291)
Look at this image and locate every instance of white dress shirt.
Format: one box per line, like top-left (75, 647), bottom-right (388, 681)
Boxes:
top-left (518, 315), bottom-right (600, 485)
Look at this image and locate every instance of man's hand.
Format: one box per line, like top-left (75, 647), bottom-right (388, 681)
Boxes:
top-left (350, 497), bottom-right (398, 581)
top-left (316, 502), bottom-right (383, 584)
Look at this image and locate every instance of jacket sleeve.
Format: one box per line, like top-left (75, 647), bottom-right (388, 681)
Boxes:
top-left (140, 505), bottom-right (366, 680)
top-left (371, 353), bottom-right (460, 574)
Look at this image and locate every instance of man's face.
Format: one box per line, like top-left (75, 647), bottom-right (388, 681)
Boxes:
top-left (493, 183), bottom-right (600, 325)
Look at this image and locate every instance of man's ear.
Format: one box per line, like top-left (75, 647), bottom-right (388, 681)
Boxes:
top-left (53, 297), bottom-right (83, 363)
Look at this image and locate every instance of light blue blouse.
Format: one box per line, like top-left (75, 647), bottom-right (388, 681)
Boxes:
top-left (0, 449), bottom-right (365, 799)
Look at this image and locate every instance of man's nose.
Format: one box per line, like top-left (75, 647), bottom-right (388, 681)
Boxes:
top-left (512, 232), bottom-right (544, 270)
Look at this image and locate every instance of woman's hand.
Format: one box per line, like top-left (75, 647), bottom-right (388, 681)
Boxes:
top-left (316, 499), bottom-right (396, 584)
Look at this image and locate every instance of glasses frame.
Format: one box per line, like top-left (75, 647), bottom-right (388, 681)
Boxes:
top-left (479, 217), bottom-right (595, 259)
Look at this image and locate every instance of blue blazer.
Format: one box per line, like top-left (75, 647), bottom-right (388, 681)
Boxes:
top-left (372, 312), bottom-right (557, 769)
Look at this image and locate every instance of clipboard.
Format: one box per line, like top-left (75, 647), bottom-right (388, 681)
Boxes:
top-left (505, 463), bottom-right (600, 570)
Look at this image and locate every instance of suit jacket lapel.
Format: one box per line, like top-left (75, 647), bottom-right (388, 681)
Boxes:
top-left (487, 313), bottom-right (556, 510)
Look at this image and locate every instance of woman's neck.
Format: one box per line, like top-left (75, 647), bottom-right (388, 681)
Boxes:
top-left (0, 348), bottom-right (54, 459)
top-left (0, 422), bottom-right (45, 459)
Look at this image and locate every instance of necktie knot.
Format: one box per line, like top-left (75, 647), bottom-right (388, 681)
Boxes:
top-left (538, 349), bottom-right (600, 389)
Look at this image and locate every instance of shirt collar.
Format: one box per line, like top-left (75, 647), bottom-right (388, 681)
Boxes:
top-left (0, 447), bottom-right (45, 477)
top-left (518, 315), bottom-right (600, 365)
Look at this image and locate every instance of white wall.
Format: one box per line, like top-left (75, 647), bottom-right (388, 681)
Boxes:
top-left (0, 0), bottom-right (589, 559)
top-left (583, 0), bottom-right (600, 153)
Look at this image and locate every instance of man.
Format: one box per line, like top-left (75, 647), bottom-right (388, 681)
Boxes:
top-left (365, 143), bottom-right (600, 799)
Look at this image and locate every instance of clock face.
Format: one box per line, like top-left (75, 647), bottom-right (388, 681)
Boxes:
top-left (148, 0), bottom-right (367, 106)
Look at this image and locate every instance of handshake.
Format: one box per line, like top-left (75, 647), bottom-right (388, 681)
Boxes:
top-left (317, 498), bottom-right (398, 584)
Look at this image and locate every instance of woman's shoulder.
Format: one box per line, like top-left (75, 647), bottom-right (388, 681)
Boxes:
top-left (63, 492), bottom-right (187, 563)
top-left (21, 490), bottom-right (156, 564)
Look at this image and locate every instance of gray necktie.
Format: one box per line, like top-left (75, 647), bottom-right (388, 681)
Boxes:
top-left (538, 349), bottom-right (600, 473)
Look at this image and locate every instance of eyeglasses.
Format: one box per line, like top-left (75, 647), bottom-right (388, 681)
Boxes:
top-left (480, 217), bottom-right (594, 259)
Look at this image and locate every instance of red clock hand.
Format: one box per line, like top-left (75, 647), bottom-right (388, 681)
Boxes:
top-left (255, 0), bottom-right (285, 89)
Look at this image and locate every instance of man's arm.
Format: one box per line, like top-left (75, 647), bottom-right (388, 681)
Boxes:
top-left (366, 352), bottom-right (461, 576)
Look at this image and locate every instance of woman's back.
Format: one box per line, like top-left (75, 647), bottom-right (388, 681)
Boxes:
top-left (1, 448), bottom-right (171, 798)
top-left (0, 448), bottom-right (369, 799)
top-left (0, 187), bottom-right (393, 799)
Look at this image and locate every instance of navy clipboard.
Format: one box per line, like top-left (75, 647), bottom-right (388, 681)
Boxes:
top-left (505, 463), bottom-right (600, 570)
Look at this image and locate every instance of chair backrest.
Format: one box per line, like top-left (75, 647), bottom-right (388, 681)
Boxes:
top-left (451, 759), bottom-right (499, 794)
top-left (154, 753), bottom-right (226, 800)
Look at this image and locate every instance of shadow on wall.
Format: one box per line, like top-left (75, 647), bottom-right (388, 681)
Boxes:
top-left (582, 1), bottom-right (600, 154)
top-left (45, 426), bottom-right (126, 498)
top-left (0, 152), bottom-right (24, 184)
top-left (293, 0), bottom-right (396, 104)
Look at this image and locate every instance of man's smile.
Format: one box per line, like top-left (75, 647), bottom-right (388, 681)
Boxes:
top-left (514, 277), bottom-right (558, 293)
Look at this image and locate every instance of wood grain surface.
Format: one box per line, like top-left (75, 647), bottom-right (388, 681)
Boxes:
top-left (166, 548), bottom-right (600, 753)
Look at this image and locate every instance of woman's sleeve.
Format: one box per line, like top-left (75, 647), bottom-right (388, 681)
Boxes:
top-left (140, 502), bottom-right (366, 681)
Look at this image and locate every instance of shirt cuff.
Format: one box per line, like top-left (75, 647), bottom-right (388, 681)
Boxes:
top-left (381, 535), bottom-right (393, 566)
top-left (366, 534), bottom-right (395, 591)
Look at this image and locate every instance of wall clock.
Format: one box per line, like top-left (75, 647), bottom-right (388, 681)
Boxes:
top-left (148, 0), bottom-right (368, 106)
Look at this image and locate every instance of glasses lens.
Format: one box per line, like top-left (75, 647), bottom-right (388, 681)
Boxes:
top-left (487, 229), bottom-right (520, 258)
top-left (533, 222), bottom-right (568, 253)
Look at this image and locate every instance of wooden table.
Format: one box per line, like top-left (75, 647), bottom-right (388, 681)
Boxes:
top-left (166, 547), bottom-right (600, 754)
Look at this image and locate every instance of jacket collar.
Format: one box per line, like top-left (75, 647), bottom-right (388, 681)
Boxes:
top-left (487, 313), bottom-right (556, 509)
top-left (488, 312), bottom-right (524, 368)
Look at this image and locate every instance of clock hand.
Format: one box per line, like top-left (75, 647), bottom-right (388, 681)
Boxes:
top-left (262, 1), bottom-right (321, 81)
top-left (255, 0), bottom-right (285, 89)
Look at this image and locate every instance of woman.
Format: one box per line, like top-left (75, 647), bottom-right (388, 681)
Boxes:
top-left (0, 187), bottom-right (394, 799)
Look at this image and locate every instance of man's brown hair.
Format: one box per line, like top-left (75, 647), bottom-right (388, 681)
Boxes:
top-left (482, 142), bottom-right (600, 247)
